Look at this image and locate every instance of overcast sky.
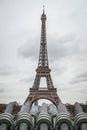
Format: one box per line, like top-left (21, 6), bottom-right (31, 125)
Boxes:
top-left (0, 0), bottom-right (87, 105)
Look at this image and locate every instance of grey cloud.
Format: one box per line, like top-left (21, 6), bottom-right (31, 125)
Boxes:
top-left (51, 65), bottom-right (67, 75)
top-left (77, 73), bottom-right (87, 79)
top-left (56, 83), bottom-right (71, 92)
top-left (19, 77), bottom-right (34, 83)
top-left (18, 38), bottom-right (39, 60)
top-left (0, 87), bottom-right (4, 93)
top-left (71, 79), bottom-right (87, 84)
top-left (0, 65), bottom-right (17, 76)
top-left (18, 34), bottom-right (78, 61)
top-left (48, 34), bottom-right (80, 61)
top-left (70, 72), bottom-right (87, 84)
top-left (58, 86), bottom-right (67, 92)
top-left (78, 89), bottom-right (87, 94)
top-left (0, 83), bottom-right (6, 93)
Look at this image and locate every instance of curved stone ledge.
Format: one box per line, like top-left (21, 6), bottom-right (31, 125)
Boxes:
top-left (0, 113), bottom-right (14, 126)
top-left (55, 112), bottom-right (73, 130)
top-left (16, 113), bottom-right (33, 127)
top-left (74, 112), bottom-right (87, 129)
top-left (36, 112), bottom-right (51, 125)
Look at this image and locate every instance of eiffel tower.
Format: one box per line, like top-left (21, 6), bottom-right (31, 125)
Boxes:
top-left (25, 8), bottom-right (61, 106)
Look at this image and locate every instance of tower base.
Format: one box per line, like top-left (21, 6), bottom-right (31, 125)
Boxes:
top-left (25, 88), bottom-right (60, 106)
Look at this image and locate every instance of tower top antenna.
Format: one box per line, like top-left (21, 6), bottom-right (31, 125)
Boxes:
top-left (43, 5), bottom-right (45, 14)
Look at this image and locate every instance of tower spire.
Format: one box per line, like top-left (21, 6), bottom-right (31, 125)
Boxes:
top-left (38, 6), bottom-right (48, 67)
top-left (43, 5), bottom-right (45, 14)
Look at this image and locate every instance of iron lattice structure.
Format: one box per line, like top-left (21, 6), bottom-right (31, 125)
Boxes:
top-left (25, 9), bottom-right (61, 106)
